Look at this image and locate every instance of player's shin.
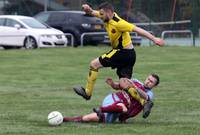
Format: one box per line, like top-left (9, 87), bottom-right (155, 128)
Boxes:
top-left (127, 87), bottom-right (146, 105)
top-left (85, 68), bottom-right (98, 96)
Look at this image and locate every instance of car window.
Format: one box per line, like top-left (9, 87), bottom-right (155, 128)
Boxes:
top-left (20, 18), bottom-right (48, 29)
top-left (35, 12), bottom-right (50, 23)
top-left (49, 12), bottom-right (66, 23)
top-left (0, 18), bottom-right (6, 26)
top-left (5, 18), bottom-right (23, 27)
top-left (70, 13), bottom-right (96, 23)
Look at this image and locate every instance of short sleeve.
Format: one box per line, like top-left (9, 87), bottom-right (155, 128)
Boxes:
top-left (116, 20), bottom-right (135, 32)
top-left (146, 90), bottom-right (154, 100)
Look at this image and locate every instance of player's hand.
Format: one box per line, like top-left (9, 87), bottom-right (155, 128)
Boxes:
top-left (105, 77), bottom-right (114, 86)
top-left (154, 37), bottom-right (164, 46)
top-left (82, 4), bottom-right (92, 13)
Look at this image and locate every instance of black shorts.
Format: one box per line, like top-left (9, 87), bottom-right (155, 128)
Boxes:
top-left (99, 49), bottom-right (136, 79)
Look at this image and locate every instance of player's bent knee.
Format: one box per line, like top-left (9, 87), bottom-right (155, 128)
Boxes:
top-left (90, 59), bottom-right (102, 70)
top-left (119, 78), bottom-right (131, 89)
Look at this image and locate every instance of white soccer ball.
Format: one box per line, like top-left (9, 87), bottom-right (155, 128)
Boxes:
top-left (47, 111), bottom-right (63, 126)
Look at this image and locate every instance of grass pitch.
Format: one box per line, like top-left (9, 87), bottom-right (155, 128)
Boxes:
top-left (0, 46), bottom-right (200, 135)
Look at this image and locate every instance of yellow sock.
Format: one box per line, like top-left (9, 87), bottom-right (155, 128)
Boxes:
top-left (127, 87), bottom-right (146, 105)
top-left (85, 68), bottom-right (98, 96)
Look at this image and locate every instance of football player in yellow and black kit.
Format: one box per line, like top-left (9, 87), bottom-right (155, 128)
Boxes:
top-left (74, 2), bottom-right (164, 108)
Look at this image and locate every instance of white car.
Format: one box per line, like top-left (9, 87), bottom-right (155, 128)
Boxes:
top-left (0, 15), bottom-right (68, 49)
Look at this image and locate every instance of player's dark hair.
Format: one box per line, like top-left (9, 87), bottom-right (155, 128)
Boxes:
top-left (98, 2), bottom-right (114, 12)
top-left (151, 74), bottom-right (160, 86)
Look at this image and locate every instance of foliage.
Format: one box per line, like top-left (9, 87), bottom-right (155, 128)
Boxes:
top-left (86, 0), bottom-right (200, 22)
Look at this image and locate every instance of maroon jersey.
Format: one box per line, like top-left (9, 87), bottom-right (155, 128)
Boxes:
top-left (118, 98), bottom-right (143, 122)
top-left (115, 91), bottom-right (143, 122)
top-left (116, 79), bottom-right (149, 122)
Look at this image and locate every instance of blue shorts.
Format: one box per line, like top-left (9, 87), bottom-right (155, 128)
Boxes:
top-left (102, 93), bottom-right (121, 123)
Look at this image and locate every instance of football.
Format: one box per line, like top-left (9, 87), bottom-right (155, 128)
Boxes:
top-left (47, 111), bottom-right (63, 126)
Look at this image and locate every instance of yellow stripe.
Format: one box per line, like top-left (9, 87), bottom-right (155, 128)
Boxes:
top-left (101, 49), bottom-right (118, 59)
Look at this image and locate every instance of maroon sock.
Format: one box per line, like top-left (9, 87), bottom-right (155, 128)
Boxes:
top-left (100, 103), bottom-right (123, 113)
top-left (63, 116), bottom-right (83, 122)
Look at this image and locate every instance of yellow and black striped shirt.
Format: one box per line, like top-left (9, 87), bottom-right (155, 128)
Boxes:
top-left (97, 12), bottom-right (135, 49)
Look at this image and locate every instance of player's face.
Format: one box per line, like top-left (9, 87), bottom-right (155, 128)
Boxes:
top-left (144, 75), bottom-right (157, 89)
top-left (99, 9), bottom-right (112, 22)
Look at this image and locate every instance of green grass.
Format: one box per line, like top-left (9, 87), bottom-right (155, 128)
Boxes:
top-left (0, 46), bottom-right (200, 135)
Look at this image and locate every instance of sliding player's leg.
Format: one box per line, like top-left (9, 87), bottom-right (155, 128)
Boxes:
top-left (63, 113), bottom-right (100, 123)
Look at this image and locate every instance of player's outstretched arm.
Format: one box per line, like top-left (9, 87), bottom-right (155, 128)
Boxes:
top-left (133, 26), bottom-right (164, 46)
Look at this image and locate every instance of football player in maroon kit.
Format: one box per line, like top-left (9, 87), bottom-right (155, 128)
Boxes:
top-left (63, 74), bottom-right (159, 123)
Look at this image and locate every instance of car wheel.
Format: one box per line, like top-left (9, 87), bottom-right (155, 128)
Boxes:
top-left (24, 36), bottom-right (38, 49)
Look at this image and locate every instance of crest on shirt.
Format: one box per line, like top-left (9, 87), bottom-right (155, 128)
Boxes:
top-left (111, 29), bottom-right (116, 33)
